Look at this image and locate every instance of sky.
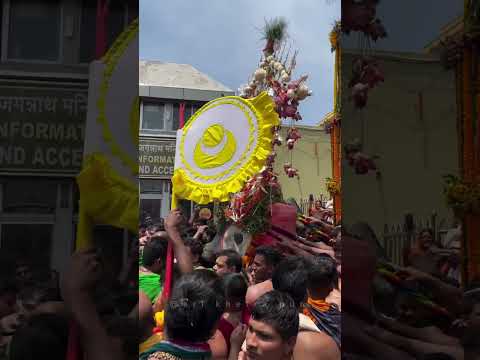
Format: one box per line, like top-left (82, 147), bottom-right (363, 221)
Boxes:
top-left (139, 0), bottom-right (341, 126)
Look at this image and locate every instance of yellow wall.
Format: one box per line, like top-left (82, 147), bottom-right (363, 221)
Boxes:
top-left (342, 51), bottom-right (458, 237)
top-left (273, 125), bottom-right (332, 202)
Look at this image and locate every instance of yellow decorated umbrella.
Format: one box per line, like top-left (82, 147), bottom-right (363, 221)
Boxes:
top-left (76, 19), bottom-right (139, 249)
top-left (172, 92), bottom-right (279, 204)
top-left (163, 92), bottom-right (280, 299)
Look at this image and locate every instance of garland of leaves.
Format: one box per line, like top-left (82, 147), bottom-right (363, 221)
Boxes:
top-left (225, 167), bottom-right (283, 236)
top-left (243, 183), bottom-right (283, 235)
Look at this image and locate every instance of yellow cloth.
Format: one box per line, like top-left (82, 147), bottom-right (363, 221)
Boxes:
top-left (303, 297), bottom-right (331, 324)
top-left (307, 297), bottom-right (331, 312)
top-left (139, 333), bottom-right (164, 354)
top-left (155, 311), bottom-right (165, 328)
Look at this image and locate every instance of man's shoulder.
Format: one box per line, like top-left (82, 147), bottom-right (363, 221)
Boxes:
top-left (246, 280), bottom-right (273, 305)
top-left (295, 331), bottom-right (340, 360)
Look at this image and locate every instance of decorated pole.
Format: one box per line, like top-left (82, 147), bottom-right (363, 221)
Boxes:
top-left (331, 23), bottom-right (342, 225)
top-left (162, 103), bottom-right (185, 302)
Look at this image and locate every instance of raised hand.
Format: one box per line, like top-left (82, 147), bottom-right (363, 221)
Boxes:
top-left (165, 209), bottom-right (185, 231)
top-left (61, 249), bottom-right (101, 297)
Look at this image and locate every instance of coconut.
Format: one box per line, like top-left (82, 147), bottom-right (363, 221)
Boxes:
top-left (296, 84), bottom-right (310, 100)
top-left (266, 55), bottom-right (274, 63)
top-left (280, 73), bottom-right (291, 83)
top-left (254, 68), bottom-right (267, 81)
top-left (287, 89), bottom-right (296, 99)
top-left (274, 62), bottom-right (284, 71)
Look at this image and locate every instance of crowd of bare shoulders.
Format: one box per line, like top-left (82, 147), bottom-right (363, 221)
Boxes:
top-left (137, 203), bottom-right (342, 360)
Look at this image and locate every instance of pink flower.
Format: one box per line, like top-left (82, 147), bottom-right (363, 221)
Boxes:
top-left (351, 83), bottom-right (369, 108)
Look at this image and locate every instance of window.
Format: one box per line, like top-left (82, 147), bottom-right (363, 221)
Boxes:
top-left (140, 179), bottom-right (168, 194)
top-left (7, 0), bottom-right (61, 61)
top-left (79, 0), bottom-right (130, 63)
top-left (140, 198), bottom-right (162, 220)
top-left (2, 178), bottom-right (57, 213)
top-left (141, 102), bottom-right (179, 131)
top-left (140, 101), bottom-right (205, 132)
top-left (184, 103), bottom-right (203, 124)
top-left (140, 179), bottom-right (172, 220)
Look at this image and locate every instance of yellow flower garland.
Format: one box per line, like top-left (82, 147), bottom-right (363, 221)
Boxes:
top-left (326, 177), bottom-right (340, 195)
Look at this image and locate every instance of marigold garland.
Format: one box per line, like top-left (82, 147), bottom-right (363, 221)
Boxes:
top-left (443, 174), bottom-right (480, 216)
top-left (325, 177), bottom-right (341, 196)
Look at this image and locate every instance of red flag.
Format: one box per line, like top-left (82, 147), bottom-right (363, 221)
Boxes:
top-left (163, 242), bottom-right (174, 301)
top-left (179, 102), bottom-right (186, 129)
top-left (66, 322), bottom-right (82, 360)
top-left (163, 103), bottom-right (187, 301)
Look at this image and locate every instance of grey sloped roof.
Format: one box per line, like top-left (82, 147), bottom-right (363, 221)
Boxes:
top-left (139, 60), bottom-right (233, 92)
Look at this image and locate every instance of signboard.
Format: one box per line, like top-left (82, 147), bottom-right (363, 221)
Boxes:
top-left (0, 86), bottom-right (87, 174)
top-left (139, 138), bottom-right (176, 177)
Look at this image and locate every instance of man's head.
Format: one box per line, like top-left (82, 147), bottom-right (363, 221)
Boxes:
top-left (147, 220), bottom-right (164, 236)
top-left (142, 234), bottom-right (169, 274)
top-left (15, 261), bottom-right (33, 286)
top-left (221, 273), bottom-right (248, 312)
top-left (165, 271), bottom-right (225, 343)
top-left (193, 218), bottom-right (208, 229)
top-left (272, 256), bottom-right (308, 309)
top-left (307, 255), bottom-right (338, 300)
top-left (251, 246), bottom-right (283, 284)
top-left (184, 237), bottom-right (204, 265)
top-left (214, 249), bottom-right (243, 276)
top-left (417, 228), bottom-right (434, 250)
top-left (246, 290), bottom-right (299, 360)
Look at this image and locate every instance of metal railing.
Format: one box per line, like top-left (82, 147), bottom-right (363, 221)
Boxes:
top-left (382, 212), bottom-right (450, 266)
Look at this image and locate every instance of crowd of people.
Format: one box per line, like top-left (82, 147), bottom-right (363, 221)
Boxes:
top-left (0, 197), bottom-right (341, 360)
top-left (138, 200), bottom-right (342, 360)
top-left (0, 230), bottom-right (139, 360)
top-left (3, 197), bottom-right (479, 360)
top-left (342, 221), bottom-right (480, 360)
